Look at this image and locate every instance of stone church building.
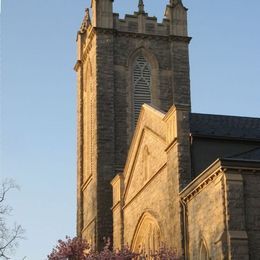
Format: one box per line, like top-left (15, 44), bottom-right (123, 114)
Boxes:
top-left (74, 0), bottom-right (260, 258)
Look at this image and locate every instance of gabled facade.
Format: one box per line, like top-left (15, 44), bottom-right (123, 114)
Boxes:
top-left (112, 104), bottom-right (260, 258)
top-left (111, 104), bottom-right (191, 254)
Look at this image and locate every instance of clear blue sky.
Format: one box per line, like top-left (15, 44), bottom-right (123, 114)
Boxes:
top-left (1, 0), bottom-right (259, 259)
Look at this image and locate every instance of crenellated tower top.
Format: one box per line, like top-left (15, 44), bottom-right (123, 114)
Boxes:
top-left (77, 0), bottom-right (188, 36)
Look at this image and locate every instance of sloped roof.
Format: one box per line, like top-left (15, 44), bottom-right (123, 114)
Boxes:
top-left (190, 113), bottom-right (260, 141)
top-left (227, 147), bottom-right (260, 161)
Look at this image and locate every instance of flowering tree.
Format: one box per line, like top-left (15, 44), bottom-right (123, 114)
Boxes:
top-left (150, 244), bottom-right (179, 260)
top-left (48, 236), bottom-right (179, 259)
top-left (48, 237), bottom-right (138, 259)
top-left (47, 236), bottom-right (89, 260)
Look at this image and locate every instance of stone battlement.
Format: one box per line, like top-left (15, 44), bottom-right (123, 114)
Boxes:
top-left (113, 12), bottom-right (170, 36)
top-left (78, 1), bottom-right (188, 39)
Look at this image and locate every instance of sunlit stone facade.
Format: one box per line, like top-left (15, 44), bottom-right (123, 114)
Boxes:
top-left (75, 1), bottom-right (260, 258)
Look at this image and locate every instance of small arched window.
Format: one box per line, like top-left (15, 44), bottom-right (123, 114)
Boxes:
top-left (133, 55), bottom-right (152, 124)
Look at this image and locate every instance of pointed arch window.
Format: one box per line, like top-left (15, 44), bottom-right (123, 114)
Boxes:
top-left (133, 55), bottom-right (152, 124)
top-left (132, 213), bottom-right (161, 256)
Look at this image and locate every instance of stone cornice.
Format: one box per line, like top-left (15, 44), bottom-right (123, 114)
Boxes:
top-left (93, 27), bottom-right (191, 43)
top-left (77, 28), bottom-right (191, 69)
top-left (220, 158), bottom-right (260, 170)
top-left (181, 167), bottom-right (223, 204)
top-left (180, 158), bottom-right (260, 203)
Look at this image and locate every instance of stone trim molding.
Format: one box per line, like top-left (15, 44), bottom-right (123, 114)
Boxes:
top-left (181, 168), bottom-right (223, 203)
top-left (180, 159), bottom-right (260, 203)
top-left (77, 26), bottom-right (191, 69)
top-left (93, 27), bottom-right (192, 42)
top-left (123, 163), bottom-right (167, 210)
top-left (81, 174), bottom-right (93, 192)
top-left (123, 104), bottom-right (165, 186)
top-left (81, 217), bottom-right (96, 235)
top-left (130, 211), bottom-right (162, 252)
top-left (123, 127), bottom-right (166, 201)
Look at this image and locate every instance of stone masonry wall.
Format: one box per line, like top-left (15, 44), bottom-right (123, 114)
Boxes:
top-left (123, 167), bottom-right (174, 248)
top-left (225, 172), bottom-right (249, 259)
top-left (77, 1), bottom-right (191, 250)
top-left (164, 105), bottom-right (192, 255)
top-left (182, 165), bottom-right (260, 259)
top-left (242, 172), bottom-right (260, 258)
top-left (184, 173), bottom-right (227, 259)
top-left (95, 31), bottom-right (115, 249)
top-left (225, 170), bottom-right (260, 259)
top-left (76, 32), bottom-right (98, 243)
top-left (114, 34), bottom-right (172, 170)
top-left (113, 33), bottom-right (191, 171)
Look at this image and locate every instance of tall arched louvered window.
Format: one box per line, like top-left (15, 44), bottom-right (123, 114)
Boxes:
top-left (133, 55), bottom-right (152, 124)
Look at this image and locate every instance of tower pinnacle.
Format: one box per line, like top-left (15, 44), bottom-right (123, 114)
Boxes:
top-left (91, 0), bottom-right (113, 28)
top-left (170, 0), bottom-right (183, 7)
top-left (138, 0), bottom-right (145, 14)
top-left (80, 8), bottom-right (91, 33)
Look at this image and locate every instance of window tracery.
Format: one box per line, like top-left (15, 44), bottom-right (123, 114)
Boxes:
top-left (132, 213), bottom-right (161, 257)
top-left (133, 55), bottom-right (152, 124)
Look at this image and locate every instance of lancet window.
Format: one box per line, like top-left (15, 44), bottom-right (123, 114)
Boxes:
top-left (133, 55), bottom-right (152, 124)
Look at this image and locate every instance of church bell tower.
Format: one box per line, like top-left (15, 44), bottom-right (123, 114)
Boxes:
top-left (75, 0), bottom-right (191, 249)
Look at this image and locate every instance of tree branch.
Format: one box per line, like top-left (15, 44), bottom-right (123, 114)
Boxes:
top-left (0, 179), bottom-right (24, 259)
